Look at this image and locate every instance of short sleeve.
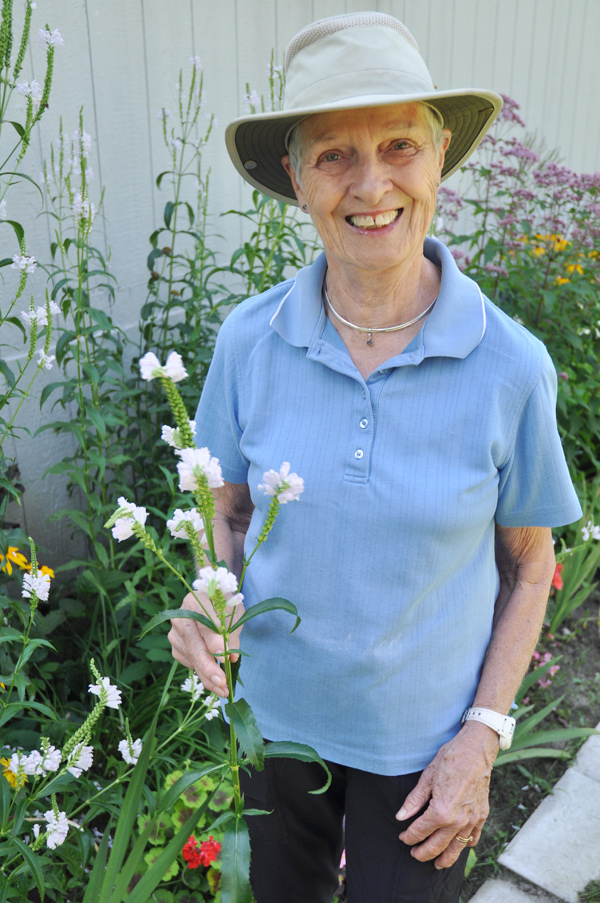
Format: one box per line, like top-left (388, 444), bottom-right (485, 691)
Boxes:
top-left (193, 314), bottom-right (250, 484)
top-left (496, 351), bottom-right (582, 528)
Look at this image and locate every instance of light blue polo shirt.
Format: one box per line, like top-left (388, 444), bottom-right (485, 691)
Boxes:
top-left (194, 236), bottom-right (582, 775)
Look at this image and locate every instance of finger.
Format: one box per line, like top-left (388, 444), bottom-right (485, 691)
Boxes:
top-left (432, 830), bottom-right (475, 870)
top-left (190, 649), bottom-right (228, 696)
top-left (396, 772), bottom-right (432, 821)
top-left (406, 826), bottom-right (458, 863)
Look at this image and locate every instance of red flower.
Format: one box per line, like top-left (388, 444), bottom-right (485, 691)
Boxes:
top-left (552, 563), bottom-right (563, 591)
top-left (182, 834), bottom-right (221, 869)
top-left (199, 836), bottom-right (222, 866)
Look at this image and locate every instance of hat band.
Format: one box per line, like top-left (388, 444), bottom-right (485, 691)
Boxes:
top-left (287, 68), bottom-right (435, 112)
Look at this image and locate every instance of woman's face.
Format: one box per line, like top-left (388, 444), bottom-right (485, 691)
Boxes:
top-left (282, 103), bottom-right (450, 279)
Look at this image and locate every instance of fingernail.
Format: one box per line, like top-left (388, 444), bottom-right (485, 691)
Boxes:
top-left (397, 807), bottom-right (407, 820)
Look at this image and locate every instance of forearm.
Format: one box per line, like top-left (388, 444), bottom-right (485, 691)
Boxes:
top-left (200, 481), bottom-right (254, 580)
top-left (473, 525), bottom-right (555, 715)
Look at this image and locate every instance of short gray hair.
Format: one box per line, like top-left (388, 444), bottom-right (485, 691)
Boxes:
top-left (285, 102), bottom-right (446, 183)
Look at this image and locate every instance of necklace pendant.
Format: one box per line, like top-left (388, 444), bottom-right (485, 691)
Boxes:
top-left (367, 333), bottom-right (373, 346)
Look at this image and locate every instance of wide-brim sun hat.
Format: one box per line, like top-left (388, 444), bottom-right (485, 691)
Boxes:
top-left (225, 11), bottom-right (503, 206)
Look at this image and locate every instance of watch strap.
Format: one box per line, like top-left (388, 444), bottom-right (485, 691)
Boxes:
top-left (461, 706), bottom-right (516, 750)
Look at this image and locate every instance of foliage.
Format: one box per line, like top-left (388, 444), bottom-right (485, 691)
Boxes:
top-left (0, 0), bottom-right (62, 513)
top-left (547, 475), bottom-right (600, 632)
top-left (436, 95), bottom-right (600, 478)
top-left (579, 880), bottom-right (600, 903)
top-left (495, 655), bottom-right (598, 767)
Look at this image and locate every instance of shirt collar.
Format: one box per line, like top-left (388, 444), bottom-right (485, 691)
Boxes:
top-left (270, 236), bottom-right (486, 362)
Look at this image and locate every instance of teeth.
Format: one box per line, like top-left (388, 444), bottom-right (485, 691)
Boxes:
top-left (349, 210), bottom-right (399, 228)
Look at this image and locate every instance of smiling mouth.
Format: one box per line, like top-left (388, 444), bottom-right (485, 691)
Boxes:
top-left (346, 209), bottom-right (402, 229)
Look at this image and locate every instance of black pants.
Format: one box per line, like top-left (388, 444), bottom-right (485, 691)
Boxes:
top-left (240, 754), bottom-right (469, 903)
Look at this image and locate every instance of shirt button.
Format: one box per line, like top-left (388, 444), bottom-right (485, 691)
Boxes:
top-left (354, 449), bottom-right (364, 459)
top-left (359, 418), bottom-right (369, 429)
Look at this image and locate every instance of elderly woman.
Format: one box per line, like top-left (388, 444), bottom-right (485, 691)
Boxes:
top-left (168, 12), bottom-right (581, 903)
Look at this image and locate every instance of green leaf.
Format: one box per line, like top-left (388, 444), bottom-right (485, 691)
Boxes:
top-left (220, 814), bottom-right (253, 903)
top-left (11, 836), bottom-right (46, 900)
top-left (225, 698), bottom-right (264, 770)
top-left (263, 741), bottom-right (332, 793)
top-left (232, 597), bottom-right (300, 634)
top-left (82, 819), bottom-right (112, 903)
top-left (139, 607), bottom-right (218, 639)
top-left (96, 710), bottom-right (160, 902)
top-left (157, 764), bottom-right (224, 814)
top-left (495, 747), bottom-right (572, 766)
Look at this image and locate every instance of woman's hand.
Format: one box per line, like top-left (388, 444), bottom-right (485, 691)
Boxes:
top-left (396, 721), bottom-right (499, 868)
top-left (168, 590), bottom-right (245, 698)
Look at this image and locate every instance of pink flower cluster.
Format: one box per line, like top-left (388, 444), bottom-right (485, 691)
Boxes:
top-left (532, 650), bottom-right (560, 689)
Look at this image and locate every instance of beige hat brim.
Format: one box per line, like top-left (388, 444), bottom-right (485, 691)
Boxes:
top-left (225, 88), bottom-right (502, 206)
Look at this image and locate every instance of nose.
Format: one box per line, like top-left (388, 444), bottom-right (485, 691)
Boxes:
top-left (350, 152), bottom-right (393, 205)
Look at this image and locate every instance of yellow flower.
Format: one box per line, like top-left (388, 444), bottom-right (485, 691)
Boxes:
top-left (566, 263), bottom-right (584, 275)
top-left (553, 239), bottom-right (569, 253)
top-left (532, 246), bottom-right (546, 257)
top-left (555, 276), bottom-right (571, 286)
top-left (39, 565), bottom-right (55, 578)
top-left (0, 547), bottom-right (30, 575)
top-left (1, 757), bottom-right (27, 790)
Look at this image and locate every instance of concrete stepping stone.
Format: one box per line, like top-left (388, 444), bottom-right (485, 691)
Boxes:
top-left (467, 878), bottom-right (554, 901)
top-left (498, 764), bottom-right (600, 903)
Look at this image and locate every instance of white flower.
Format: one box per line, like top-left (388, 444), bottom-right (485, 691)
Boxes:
top-left (243, 88), bottom-right (261, 110)
top-left (258, 462), bottom-right (304, 503)
top-left (89, 676), bottom-right (122, 709)
top-left (204, 695), bottom-right (221, 721)
top-left (158, 107), bottom-right (171, 119)
top-left (189, 55), bottom-right (202, 67)
top-left (11, 254), bottom-right (37, 273)
top-left (19, 300), bottom-right (60, 329)
top-left (0, 199), bottom-right (6, 218)
top-left (44, 809), bottom-right (69, 849)
top-left (111, 497), bottom-right (147, 541)
top-left (139, 350), bottom-right (187, 382)
top-left (72, 192), bottom-right (97, 222)
top-left (16, 79), bottom-right (43, 104)
top-left (181, 673), bottom-right (205, 702)
top-left (177, 447), bottom-right (223, 491)
top-left (118, 737), bottom-right (143, 765)
top-left (166, 508), bottom-right (205, 540)
top-left (71, 128), bottom-right (92, 158)
top-left (39, 28), bottom-right (64, 49)
top-left (67, 743), bottom-right (94, 777)
top-left (170, 137), bottom-right (183, 151)
top-left (161, 420), bottom-right (196, 451)
top-left (581, 520), bottom-right (600, 542)
top-left (193, 566), bottom-right (244, 607)
top-left (19, 745), bottom-right (61, 776)
top-left (37, 350), bottom-right (55, 371)
top-left (22, 571), bottom-right (51, 601)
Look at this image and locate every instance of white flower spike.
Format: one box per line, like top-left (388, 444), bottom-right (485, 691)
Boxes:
top-left (111, 497), bottom-right (148, 541)
top-left (88, 676), bottom-right (122, 709)
top-left (177, 447), bottom-right (224, 491)
top-left (139, 350), bottom-right (187, 382)
top-left (258, 462), bottom-right (304, 504)
top-left (22, 571), bottom-right (51, 601)
top-left (118, 737), bottom-right (143, 765)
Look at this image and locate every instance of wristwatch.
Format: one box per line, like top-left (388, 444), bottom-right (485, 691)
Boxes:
top-left (461, 706), bottom-right (516, 750)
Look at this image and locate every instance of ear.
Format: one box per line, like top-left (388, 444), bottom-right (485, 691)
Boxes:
top-left (438, 130), bottom-right (452, 173)
top-left (281, 155), bottom-right (305, 208)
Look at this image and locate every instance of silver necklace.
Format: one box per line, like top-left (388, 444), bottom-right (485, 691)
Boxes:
top-left (323, 283), bottom-right (437, 346)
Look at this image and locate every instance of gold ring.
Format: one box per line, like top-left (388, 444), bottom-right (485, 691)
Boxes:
top-left (456, 834), bottom-right (474, 844)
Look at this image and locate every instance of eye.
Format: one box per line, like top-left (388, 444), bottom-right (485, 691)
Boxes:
top-left (391, 140), bottom-right (412, 151)
top-left (322, 152), bottom-right (341, 162)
